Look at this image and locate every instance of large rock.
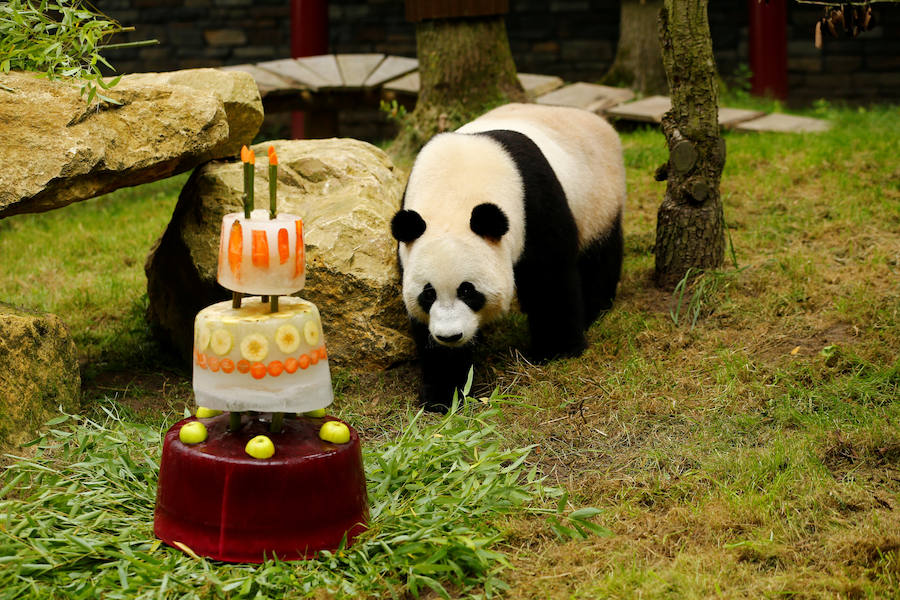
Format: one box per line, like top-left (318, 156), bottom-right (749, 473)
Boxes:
top-left (0, 68), bottom-right (263, 219)
top-left (146, 138), bottom-right (414, 369)
top-left (0, 304), bottom-right (81, 450)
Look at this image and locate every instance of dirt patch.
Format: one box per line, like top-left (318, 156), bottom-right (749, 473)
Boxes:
top-left (753, 320), bottom-right (857, 362)
top-left (81, 368), bottom-right (192, 420)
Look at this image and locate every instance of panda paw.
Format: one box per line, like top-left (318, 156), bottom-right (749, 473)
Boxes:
top-left (418, 384), bottom-right (456, 414)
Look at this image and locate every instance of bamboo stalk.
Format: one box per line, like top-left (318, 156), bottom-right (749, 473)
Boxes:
top-left (270, 412), bottom-right (284, 434)
top-left (229, 411), bottom-right (242, 432)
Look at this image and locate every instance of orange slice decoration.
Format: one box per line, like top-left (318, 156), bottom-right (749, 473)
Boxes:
top-left (278, 228), bottom-right (290, 264)
top-left (250, 362), bottom-right (267, 379)
top-left (268, 360), bottom-right (284, 377)
top-left (294, 219), bottom-right (304, 277)
top-left (251, 229), bottom-right (269, 268)
top-left (228, 221), bottom-right (243, 279)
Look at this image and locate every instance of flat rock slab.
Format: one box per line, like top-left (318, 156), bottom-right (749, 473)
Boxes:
top-left (383, 71), bottom-right (421, 95)
top-left (336, 54), bottom-right (386, 88)
top-left (607, 96), bottom-right (778, 129)
top-left (364, 55), bottom-right (419, 88)
top-left (0, 69), bottom-right (263, 219)
top-left (536, 82), bottom-right (634, 112)
top-left (256, 58), bottom-right (328, 90)
top-left (734, 113), bottom-right (830, 133)
top-left (296, 55), bottom-right (343, 89)
top-left (517, 73), bottom-right (564, 100)
top-left (718, 107), bottom-right (767, 128)
top-left (604, 95), bottom-right (672, 122)
top-left (221, 64), bottom-right (300, 96)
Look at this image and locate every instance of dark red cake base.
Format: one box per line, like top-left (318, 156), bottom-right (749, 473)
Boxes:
top-left (154, 413), bottom-right (368, 563)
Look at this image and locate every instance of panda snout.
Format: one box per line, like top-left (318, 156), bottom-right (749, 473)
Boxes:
top-left (435, 333), bottom-right (463, 344)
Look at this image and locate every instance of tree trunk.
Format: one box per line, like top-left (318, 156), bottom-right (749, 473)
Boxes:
top-left (654, 0), bottom-right (725, 289)
top-left (604, 0), bottom-right (668, 95)
top-left (391, 16), bottom-right (525, 157)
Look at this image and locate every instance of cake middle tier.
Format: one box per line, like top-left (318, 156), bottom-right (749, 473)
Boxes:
top-left (193, 296), bottom-right (333, 412)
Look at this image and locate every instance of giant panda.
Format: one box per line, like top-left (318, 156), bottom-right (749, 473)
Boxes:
top-left (390, 103), bottom-right (626, 411)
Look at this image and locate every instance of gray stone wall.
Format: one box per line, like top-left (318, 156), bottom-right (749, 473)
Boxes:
top-left (101, 1), bottom-right (900, 105)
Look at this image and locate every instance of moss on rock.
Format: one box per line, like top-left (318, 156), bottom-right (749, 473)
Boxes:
top-left (0, 303), bottom-right (81, 451)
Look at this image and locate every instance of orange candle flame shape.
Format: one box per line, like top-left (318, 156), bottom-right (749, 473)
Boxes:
top-left (248, 149), bottom-right (256, 165)
top-left (241, 145), bottom-right (250, 163)
top-left (268, 146), bottom-right (278, 165)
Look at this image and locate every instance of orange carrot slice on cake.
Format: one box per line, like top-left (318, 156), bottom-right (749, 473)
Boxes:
top-left (228, 221), bottom-right (243, 278)
top-left (278, 228), bottom-right (290, 264)
top-left (251, 230), bottom-right (269, 268)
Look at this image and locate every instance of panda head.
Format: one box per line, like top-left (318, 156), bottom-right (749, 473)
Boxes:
top-left (391, 203), bottom-right (513, 347)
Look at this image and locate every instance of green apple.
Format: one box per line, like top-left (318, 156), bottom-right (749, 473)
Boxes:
top-left (179, 421), bottom-right (208, 444)
top-left (304, 408), bottom-right (326, 418)
top-left (245, 435), bottom-right (275, 459)
top-left (319, 421), bottom-right (350, 444)
top-left (195, 406), bottom-right (222, 418)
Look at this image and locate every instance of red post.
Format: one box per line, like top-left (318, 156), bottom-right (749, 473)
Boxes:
top-left (291, 0), bottom-right (328, 138)
top-left (748, 0), bottom-right (788, 100)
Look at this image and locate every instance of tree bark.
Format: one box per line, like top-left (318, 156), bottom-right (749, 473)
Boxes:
top-left (604, 0), bottom-right (668, 96)
top-left (654, 0), bottom-right (725, 289)
top-left (391, 16), bottom-right (525, 157)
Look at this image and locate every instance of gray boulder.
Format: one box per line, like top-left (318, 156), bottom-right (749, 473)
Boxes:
top-left (146, 138), bottom-right (414, 369)
top-left (0, 303), bottom-right (81, 451)
top-left (0, 68), bottom-right (263, 219)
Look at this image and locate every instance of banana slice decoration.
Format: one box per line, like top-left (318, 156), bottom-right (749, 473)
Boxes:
top-left (304, 320), bottom-right (320, 346)
top-left (197, 325), bottom-right (211, 352)
top-left (240, 333), bottom-right (269, 362)
top-left (210, 329), bottom-right (233, 356)
top-left (275, 324), bottom-right (301, 353)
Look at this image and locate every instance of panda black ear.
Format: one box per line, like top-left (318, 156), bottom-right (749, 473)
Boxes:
top-left (470, 203), bottom-right (509, 241)
top-left (391, 209), bottom-right (427, 243)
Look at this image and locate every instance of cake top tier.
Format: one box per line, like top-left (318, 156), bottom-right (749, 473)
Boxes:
top-left (217, 210), bottom-right (305, 296)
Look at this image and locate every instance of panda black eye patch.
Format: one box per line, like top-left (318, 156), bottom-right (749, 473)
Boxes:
top-left (418, 283), bottom-right (437, 312)
top-left (457, 281), bottom-right (486, 312)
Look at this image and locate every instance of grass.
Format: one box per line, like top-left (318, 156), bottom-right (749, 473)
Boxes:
top-left (1, 100), bottom-right (899, 598)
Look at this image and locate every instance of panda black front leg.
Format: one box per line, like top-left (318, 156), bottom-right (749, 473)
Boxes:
top-left (410, 318), bottom-right (475, 412)
top-left (516, 262), bottom-right (589, 362)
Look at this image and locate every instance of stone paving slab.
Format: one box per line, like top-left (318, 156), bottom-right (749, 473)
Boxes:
top-left (295, 55), bottom-right (343, 89)
top-left (336, 54), bottom-right (385, 88)
top-left (604, 95), bottom-right (671, 122)
top-left (238, 54), bottom-right (829, 134)
top-left (256, 58), bottom-right (329, 90)
top-left (364, 55), bottom-right (419, 88)
top-left (517, 73), bottom-right (564, 99)
top-left (221, 64), bottom-right (300, 95)
top-left (383, 71), bottom-right (420, 95)
top-left (718, 107), bottom-right (767, 128)
top-left (734, 113), bottom-right (830, 133)
top-left (606, 96), bottom-right (787, 129)
top-left (536, 82), bottom-right (635, 112)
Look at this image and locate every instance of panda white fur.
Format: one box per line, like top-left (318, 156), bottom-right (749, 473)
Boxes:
top-left (391, 103), bottom-right (626, 410)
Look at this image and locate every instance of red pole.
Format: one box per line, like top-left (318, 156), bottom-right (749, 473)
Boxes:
top-left (748, 0), bottom-right (788, 100)
top-left (291, 0), bottom-right (328, 138)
